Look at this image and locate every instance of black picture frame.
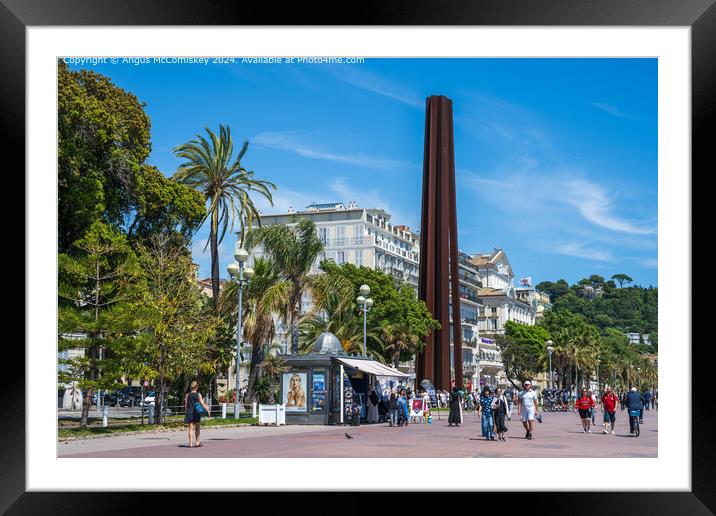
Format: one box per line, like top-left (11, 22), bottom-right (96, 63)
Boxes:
top-left (5, 0), bottom-right (712, 513)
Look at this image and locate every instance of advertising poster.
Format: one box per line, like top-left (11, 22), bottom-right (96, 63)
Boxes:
top-left (282, 372), bottom-right (307, 412)
top-left (311, 371), bottom-right (326, 412)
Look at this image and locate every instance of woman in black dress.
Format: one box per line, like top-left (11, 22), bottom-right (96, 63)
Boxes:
top-left (448, 381), bottom-right (462, 427)
top-left (184, 380), bottom-right (211, 448)
top-left (493, 387), bottom-right (510, 441)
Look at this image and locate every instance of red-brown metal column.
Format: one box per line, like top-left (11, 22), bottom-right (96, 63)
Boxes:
top-left (416, 95), bottom-right (463, 391)
top-left (447, 102), bottom-right (463, 386)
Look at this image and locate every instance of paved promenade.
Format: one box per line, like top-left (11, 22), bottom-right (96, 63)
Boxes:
top-left (59, 409), bottom-right (657, 458)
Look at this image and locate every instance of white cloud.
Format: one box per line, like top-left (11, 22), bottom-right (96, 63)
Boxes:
top-left (462, 168), bottom-right (655, 236)
top-left (557, 242), bottom-right (612, 262)
top-left (252, 131), bottom-right (410, 170)
top-left (562, 179), bottom-right (655, 235)
top-left (591, 102), bottom-right (635, 119)
top-left (326, 66), bottom-right (423, 109)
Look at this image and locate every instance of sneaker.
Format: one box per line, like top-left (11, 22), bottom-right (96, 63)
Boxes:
top-left (602, 429), bottom-right (608, 434)
top-left (587, 428), bottom-right (592, 433)
top-left (583, 429), bottom-right (587, 433)
top-left (611, 430), bottom-right (615, 435)
top-left (527, 432), bottom-right (532, 440)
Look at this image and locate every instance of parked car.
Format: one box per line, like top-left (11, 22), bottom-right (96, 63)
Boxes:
top-left (142, 392), bottom-right (172, 415)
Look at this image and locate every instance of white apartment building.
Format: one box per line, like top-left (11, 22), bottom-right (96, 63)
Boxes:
top-left (626, 332), bottom-right (651, 346)
top-left (251, 201), bottom-right (420, 287)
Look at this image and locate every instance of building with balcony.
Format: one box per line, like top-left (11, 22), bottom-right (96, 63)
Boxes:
top-left (250, 201), bottom-right (420, 288)
top-left (515, 286), bottom-right (552, 321)
top-left (468, 249), bottom-right (537, 333)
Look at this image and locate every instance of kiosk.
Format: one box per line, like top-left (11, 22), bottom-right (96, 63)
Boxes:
top-left (279, 332), bottom-right (409, 425)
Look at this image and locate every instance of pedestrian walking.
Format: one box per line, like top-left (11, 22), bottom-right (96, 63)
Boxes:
top-left (478, 387), bottom-right (496, 440)
top-left (184, 380), bottom-right (210, 448)
top-left (601, 385), bottom-right (619, 434)
top-left (589, 389), bottom-right (598, 425)
top-left (517, 380), bottom-right (539, 440)
top-left (388, 393), bottom-right (399, 426)
top-left (367, 385), bottom-right (380, 423)
top-left (643, 389), bottom-right (652, 411)
top-left (493, 387), bottom-right (510, 441)
top-left (505, 387), bottom-right (514, 416)
top-left (448, 380), bottom-right (461, 427)
top-left (575, 388), bottom-right (595, 433)
top-left (398, 390), bottom-right (410, 427)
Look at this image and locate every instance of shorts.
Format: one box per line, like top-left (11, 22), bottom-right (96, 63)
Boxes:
top-left (604, 411), bottom-right (616, 424)
top-left (521, 408), bottom-right (535, 421)
top-left (578, 408), bottom-right (591, 419)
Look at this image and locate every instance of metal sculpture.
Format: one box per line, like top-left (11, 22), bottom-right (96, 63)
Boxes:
top-left (416, 95), bottom-right (463, 390)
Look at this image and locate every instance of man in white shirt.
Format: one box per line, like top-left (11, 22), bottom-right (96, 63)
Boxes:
top-left (518, 380), bottom-right (539, 440)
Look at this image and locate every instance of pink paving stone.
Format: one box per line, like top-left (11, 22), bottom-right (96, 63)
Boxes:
top-left (59, 409), bottom-right (657, 458)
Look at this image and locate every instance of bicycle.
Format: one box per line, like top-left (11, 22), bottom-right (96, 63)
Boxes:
top-left (628, 409), bottom-right (641, 437)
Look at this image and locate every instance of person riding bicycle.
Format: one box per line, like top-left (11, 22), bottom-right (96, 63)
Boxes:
top-left (626, 387), bottom-right (645, 434)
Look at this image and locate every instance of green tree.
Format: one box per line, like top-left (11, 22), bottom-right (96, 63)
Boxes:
top-left (173, 124), bottom-right (276, 309)
top-left (136, 232), bottom-right (220, 424)
top-left (129, 165), bottom-right (206, 240)
top-left (498, 321), bottom-right (552, 389)
top-left (58, 61), bottom-right (151, 251)
top-left (316, 261), bottom-right (439, 364)
top-left (58, 221), bottom-right (147, 427)
top-left (535, 279), bottom-right (570, 303)
top-left (611, 273), bottom-right (634, 288)
top-left (539, 309), bottom-right (600, 389)
top-left (246, 219), bottom-right (324, 355)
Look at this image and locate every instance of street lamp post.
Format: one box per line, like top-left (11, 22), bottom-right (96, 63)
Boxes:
top-left (357, 284), bottom-right (373, 357)
top-left (227, 244), bottom-right (254, 420)
top-left (546, 340), bottom-right (554, 389)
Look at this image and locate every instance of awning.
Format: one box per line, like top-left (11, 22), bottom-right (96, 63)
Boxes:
top-left (337, 357), bottom-right (410, 378)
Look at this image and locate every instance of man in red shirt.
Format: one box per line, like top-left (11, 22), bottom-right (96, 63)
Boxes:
top-left (601, 385), bottom-right (619, 435)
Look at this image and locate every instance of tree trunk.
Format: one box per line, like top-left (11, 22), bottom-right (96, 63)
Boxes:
top-left (291, 290), bottom-right (301, 355)
top-left (80, 388), bottom-right (93, 428)
top-left (210, 210), bottom-right (220, 313)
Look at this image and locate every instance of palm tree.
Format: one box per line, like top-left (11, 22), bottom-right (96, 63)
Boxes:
top-left (259, 343), bottom-right (289, 403)
top-left (382, 323), bottom-right (420, 368)
top-left (246, 219), bottom-right (324, 355)
top-left (220, 257), bottom-right (290, 401)
top-left (173, 124), bottom-right (276, 311)
top-left (298, 268), bottom-right (384, 358)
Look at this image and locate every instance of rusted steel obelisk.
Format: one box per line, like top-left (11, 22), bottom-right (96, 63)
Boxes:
top-left (416, 95), bottom-right (463, 391)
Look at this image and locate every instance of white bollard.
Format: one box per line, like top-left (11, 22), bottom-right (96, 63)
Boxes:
top-left (221, 402), bottom-right (227, 419)
top-left (102, 404), bottom-right (109, 428)
top-left (253, 402), bottom-right (257, 418)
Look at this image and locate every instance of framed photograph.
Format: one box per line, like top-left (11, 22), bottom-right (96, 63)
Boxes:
top-left (10, 0), bottom-right (711, 511)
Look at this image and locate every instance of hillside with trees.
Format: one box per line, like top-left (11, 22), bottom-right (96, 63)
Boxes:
top-left (536, 274), bottom-right (657, 350)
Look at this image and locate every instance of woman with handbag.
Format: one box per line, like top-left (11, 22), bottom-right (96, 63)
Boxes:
top-left (184, 380), bottom-right (211, 448)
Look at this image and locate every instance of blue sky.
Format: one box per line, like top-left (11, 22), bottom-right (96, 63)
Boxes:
top-left (68, 58), bottom-right (658, 287)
